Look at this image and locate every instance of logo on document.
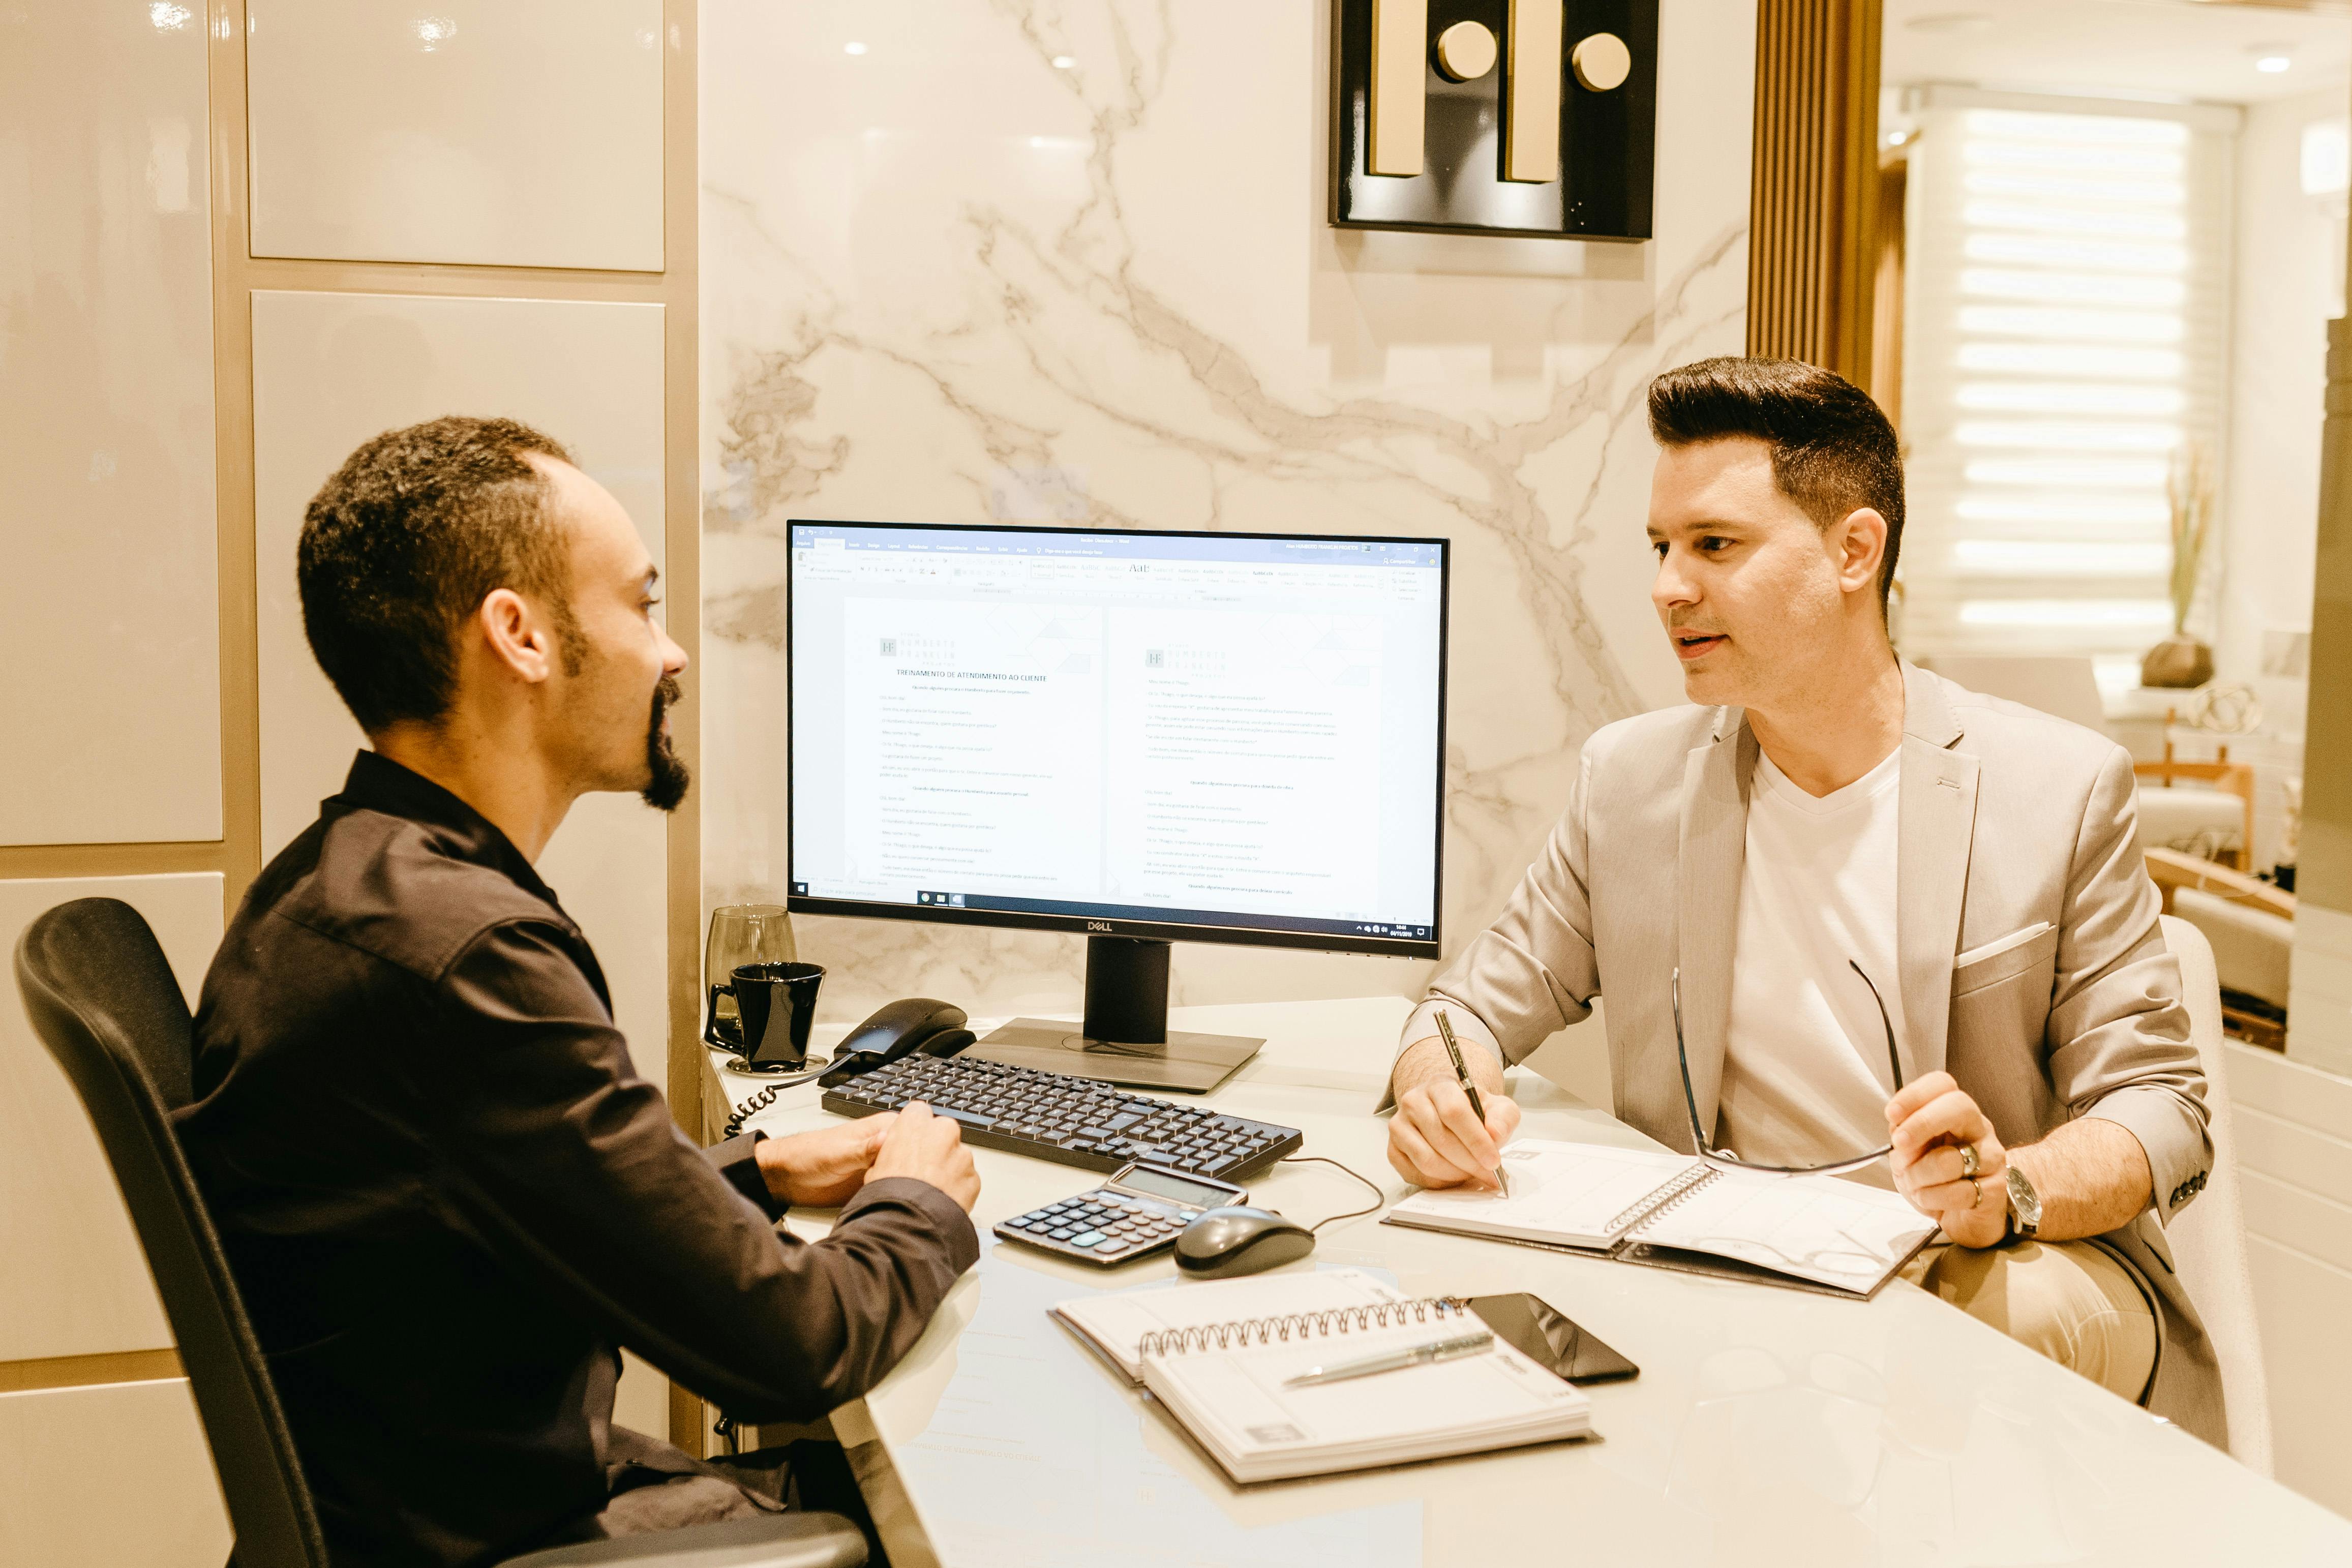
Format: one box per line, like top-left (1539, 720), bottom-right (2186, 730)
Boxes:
top-left (1330, 0), bottom-right (1657, 240)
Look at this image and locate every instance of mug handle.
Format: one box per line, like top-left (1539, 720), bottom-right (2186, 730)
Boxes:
top-left (703, 981), bottom-right (743, 1051)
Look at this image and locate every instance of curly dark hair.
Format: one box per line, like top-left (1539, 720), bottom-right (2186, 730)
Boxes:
top-left (1646, 357), bottom-right (1905, 615)
top-left (297, 415), bottom-right (580, 732)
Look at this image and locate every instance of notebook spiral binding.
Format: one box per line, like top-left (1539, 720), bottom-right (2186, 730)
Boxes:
top-left (1136, 1295), bottom-right (1473, 1358)
top-left (1604, 1161), bottom-right (1720, 1239)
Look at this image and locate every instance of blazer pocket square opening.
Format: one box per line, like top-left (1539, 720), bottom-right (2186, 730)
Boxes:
top-left (1952, 922), bottom-right (2058, 996)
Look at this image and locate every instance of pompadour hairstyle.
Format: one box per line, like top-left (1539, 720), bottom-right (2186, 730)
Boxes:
top-left (1646, 356), bottom-right (1905, 614)
top-left (297, 415), bottom-right (577, 733)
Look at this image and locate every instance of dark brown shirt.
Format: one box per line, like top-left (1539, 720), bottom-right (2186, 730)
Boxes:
top-left (180, 752), bottom-right (977, 1567)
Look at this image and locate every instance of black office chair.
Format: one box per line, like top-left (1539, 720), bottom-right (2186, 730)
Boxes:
top-left (13, 897), bottom-right (867, 1568)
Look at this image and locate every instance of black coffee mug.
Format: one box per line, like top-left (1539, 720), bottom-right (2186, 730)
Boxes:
top-left (712, 961), bottom-right (825, 1068)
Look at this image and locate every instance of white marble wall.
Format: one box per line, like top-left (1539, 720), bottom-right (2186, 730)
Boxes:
top-left (699, 0), bottom-right (1754, 1027)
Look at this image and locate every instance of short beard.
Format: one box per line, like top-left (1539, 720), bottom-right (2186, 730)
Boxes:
top-left (642, 674), bottom-right (690, 811)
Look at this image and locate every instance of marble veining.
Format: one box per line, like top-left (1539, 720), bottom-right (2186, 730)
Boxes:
top-left (699, 0), bottom-right (1756, 1026)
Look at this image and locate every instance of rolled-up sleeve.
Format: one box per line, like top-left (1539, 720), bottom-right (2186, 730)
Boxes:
top-left (1387, 743), bottom-right (1604, 1105)
top-left (2051, 746), bottom-right (2213, 1225)
top-left (415, 920), bottom-right (980, 1424)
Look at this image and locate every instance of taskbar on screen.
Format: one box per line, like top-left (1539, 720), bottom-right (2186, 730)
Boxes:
top-left (789, 882), bottom-right (1432, 945)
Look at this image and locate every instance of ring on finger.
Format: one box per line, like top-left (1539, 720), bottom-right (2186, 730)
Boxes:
top-left (1959, 1142), bottom-right (1981, 1180)
top-left (1967, 1176), bottom-right (1982, 1208)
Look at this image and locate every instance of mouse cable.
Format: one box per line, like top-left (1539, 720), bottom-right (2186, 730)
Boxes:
top-left (1279, 1154), bottom-right (1390, 1233)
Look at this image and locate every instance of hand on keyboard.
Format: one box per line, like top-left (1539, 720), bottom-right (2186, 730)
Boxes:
top-left (868, 1101), bottom-right (982, 1210)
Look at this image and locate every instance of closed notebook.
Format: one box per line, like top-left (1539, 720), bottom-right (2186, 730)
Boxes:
top-left (1052, 1269), bottom-right (1589, 1483)
top-left (1384, 1139), bottom-right (1937, 1299)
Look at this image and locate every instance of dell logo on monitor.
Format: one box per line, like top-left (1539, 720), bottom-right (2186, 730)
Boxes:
top-left (1087, 921), bottom-right (1115, 933)
top-left (1331, 0), bottom-right (1657, 241)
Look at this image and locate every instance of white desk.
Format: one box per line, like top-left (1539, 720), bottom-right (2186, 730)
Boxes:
top-left (706, 997), bottom-right (2352, 1566)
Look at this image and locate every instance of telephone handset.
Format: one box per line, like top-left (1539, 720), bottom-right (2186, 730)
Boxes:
top-left (816, 998), bottom-right (975, 1087)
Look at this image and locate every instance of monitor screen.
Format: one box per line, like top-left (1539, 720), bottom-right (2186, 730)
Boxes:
top-left (786, 521), bottom-right (1448, 958)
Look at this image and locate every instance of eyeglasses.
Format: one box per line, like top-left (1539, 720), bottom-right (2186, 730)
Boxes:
top-left (1671, 959), bottom-right (1904, 1178)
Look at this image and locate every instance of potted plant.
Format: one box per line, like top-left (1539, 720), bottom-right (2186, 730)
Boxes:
top-left (2141, 442), bottom-right (2214, 689)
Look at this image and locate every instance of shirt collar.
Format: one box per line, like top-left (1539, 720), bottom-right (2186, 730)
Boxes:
top-left (331, 750), bottom-right (560, 907)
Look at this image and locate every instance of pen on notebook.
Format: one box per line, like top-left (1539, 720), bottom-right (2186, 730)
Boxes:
top-left (1284, 1330), bottom-right (1495, 1388)
top-left (1434, 1008), bottom-right (1511, 1196)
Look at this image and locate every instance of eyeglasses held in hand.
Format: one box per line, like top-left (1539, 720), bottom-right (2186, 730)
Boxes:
top-left (1671, 959), bottom-right (1904, 1178)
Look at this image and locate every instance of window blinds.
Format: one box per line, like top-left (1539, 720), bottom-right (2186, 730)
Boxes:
top-left (1898, 87), bottom-right (2239, 698)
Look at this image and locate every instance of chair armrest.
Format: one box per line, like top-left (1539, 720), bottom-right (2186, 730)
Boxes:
top-left (499, 1513), bottom-right (867, 1568)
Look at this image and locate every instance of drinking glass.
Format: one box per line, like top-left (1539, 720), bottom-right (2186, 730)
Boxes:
top-left (704, 904), bottom-right (797, 1053)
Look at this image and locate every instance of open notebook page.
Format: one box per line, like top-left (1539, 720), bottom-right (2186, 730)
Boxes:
top-left (1633, 1167), bottom-right (1937, 1292)
top-left (1385, 1139), bottom-right (1700, 1248)
top-left (1053, 1268), bottom-right (1410, 1381)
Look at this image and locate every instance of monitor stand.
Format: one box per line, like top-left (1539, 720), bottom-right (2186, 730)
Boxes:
top-left (967, 936), bottom-right (1264, 1094)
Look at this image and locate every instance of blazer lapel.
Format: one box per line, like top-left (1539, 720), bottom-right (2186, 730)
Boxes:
top-left (1675, 709), bottom-right (1753, 1145)
top-left (1896, 665), bottom-right (1979, 1080)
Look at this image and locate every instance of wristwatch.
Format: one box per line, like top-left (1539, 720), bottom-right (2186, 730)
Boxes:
top-left (2006, 1164), bottom-right (2043, 1240)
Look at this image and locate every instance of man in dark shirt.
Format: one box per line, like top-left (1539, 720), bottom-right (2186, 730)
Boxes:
top-left (180, 416), bottom-right (981, 1566)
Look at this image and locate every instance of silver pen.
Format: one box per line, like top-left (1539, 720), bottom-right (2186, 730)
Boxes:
top-left (1435, 1008), bottom-right (1511, 1196)
top-left (1284, 1329), bottom-right (1496, 1388)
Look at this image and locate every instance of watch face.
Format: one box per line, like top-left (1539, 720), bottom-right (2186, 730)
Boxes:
top-left (2006, 1166), bottom-right (2043, 1228)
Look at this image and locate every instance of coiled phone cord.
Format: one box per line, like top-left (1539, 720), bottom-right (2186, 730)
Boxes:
top-left (719, 1062), bottom-right (831, 1138)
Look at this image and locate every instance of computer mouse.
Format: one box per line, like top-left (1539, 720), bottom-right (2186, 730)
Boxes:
top-left (1174, 1207), bottom-right (1316, 1280)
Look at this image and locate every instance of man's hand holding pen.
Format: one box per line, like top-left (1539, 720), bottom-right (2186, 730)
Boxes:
top-left (1386, 1021), bottom-right (1522, 1191)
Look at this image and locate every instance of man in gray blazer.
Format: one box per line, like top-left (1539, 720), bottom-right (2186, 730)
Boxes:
top-left (1388, 357), bottom-right (2222, 1443)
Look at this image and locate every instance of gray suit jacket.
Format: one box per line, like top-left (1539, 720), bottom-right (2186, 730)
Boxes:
top-left (1403, 664), bottom-right (2223, 1442)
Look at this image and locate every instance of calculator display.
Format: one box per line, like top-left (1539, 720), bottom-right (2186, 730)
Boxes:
top-left (1118, 1167), bottom-right (1238, 1208)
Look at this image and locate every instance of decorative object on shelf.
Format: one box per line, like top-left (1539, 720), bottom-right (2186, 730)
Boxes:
top-left (702, 903), bottom-right (796, 1054)
top-left (2142, 443), bottom-right (2215, 688)
top-left (2187, 681), bottom-right (2261, 736)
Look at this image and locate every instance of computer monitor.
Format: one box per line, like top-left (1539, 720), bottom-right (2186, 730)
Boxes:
top-left (786, 520), bottom-right (1448, 1090)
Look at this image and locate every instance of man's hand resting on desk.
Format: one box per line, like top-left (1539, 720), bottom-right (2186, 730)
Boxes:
top-left (755, 1102), bottom-right (982, 1211)
top-left (1385, 1036), bottom-right (1521, 1191)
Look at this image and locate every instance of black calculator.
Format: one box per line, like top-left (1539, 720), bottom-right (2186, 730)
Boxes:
top-left (993, 1163), bottom-right (1248, 1267)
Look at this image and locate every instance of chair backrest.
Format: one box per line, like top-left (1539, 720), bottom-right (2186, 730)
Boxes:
top-left (1916, 654), bottom-right (2107, 733)
top-left (2156, 913), bottom-right (2275, 1475)
top-left (13, 898), bottom-right (328, 1568)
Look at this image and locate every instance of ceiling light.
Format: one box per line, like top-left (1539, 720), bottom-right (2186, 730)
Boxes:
top-left (844, 40), bottom-right (867, 56)
top-left (2257, 56), bottom-right (2291, 74)
top-left (1051, 54), bottom-right (1077, 69)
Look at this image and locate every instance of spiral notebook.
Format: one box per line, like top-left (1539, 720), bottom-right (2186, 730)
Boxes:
top-left (1052, 1270), bottom-right (1590, 1482)
top-left (1383, 1140), bottom-right (1937, 1299)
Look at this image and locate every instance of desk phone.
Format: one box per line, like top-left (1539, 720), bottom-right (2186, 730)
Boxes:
top-left (993, 1163), bottom-right (1247, 1266)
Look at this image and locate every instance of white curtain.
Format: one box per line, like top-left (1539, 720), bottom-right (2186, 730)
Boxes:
top-left (1898, 86), bottom-right (2240, 698)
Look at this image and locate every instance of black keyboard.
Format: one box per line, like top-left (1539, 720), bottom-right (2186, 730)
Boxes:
top-left (820, 1054), bottom-right (1303, 1181)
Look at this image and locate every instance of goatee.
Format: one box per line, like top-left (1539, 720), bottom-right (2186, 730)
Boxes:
top-left (642, 673), bottom-right (690, 811)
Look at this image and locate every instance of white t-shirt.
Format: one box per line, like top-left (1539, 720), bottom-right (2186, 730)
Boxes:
top-left (1715, 747), bottom-right (1909, 1180)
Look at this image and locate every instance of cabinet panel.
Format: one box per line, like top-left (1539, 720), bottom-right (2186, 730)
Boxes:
top-left (246, 0), bottom-right (664, 269)
top-left (0, 0), bottom-right (222, 845)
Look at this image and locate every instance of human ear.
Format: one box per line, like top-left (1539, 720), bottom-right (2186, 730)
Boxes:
top-left (1832, 508), bottom-right (1887, 598)
top-left (476, 588), bottom-right (557, 685)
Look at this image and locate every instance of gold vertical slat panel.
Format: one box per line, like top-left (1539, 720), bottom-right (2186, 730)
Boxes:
top-left (1746, 0), bottom-right (1882, 390)
top-left (1369, 0), bottom-right (1430, 176)
top-left (1505, 0), bottom-right (1564, 183)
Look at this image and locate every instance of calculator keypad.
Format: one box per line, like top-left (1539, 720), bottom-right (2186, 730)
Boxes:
top-left (994, 1188), bottom-right (1195, 1264)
